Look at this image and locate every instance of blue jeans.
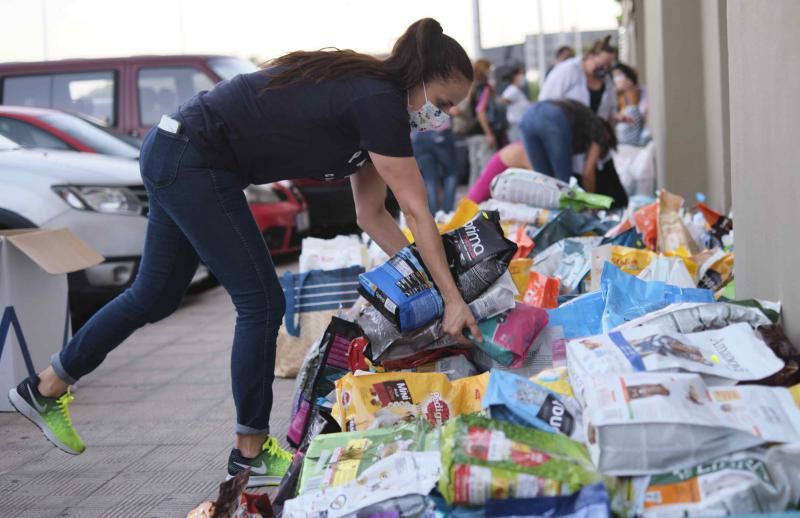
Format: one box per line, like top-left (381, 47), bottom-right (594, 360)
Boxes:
top-left (412, 129), bottom-right (458, 213)
top-left (52, 127), bottom-right (285, 435)
top-left (519, 102), bottom-right (574, 183)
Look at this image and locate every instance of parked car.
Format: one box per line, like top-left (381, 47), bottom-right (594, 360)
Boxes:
top-left (0, 105), bottom-right (140, 159)
top-left (0, 55), bottom-right (390, 234)
top-left (0, 104), bottom-right (309, 256)
top-left (0, 133), bottom-right (148, 317)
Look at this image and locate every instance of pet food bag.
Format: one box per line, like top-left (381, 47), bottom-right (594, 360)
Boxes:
top-left (470, 303), bottom-right (549, 367)
top-left (332, 371), bottom-right (489, 431)
top-left (358, 246), bottom-right (444, 332)
top-left (582, 372), bottom-right (800, 475)
top-left (566, 322), bottom-right (784, 405)
top-left (441, 210), bottom-right (517, 302)
top-left (438, 414), bottom-right (608, 506)
top-left (482, 369), bottom-right (584, 440)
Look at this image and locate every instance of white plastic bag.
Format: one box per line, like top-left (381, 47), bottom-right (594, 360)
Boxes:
top-left (299, 235), bottom-right (365, 272)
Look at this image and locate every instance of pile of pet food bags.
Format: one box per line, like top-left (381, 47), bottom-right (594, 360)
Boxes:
top-left (272, 169), bottom-right (800, 518)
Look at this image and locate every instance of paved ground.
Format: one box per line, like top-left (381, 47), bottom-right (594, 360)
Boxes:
top-left (0, 261), bottom-right (299, 518)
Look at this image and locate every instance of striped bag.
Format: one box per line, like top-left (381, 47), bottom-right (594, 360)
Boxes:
top-left (275, 265), bottom-right (363, 378)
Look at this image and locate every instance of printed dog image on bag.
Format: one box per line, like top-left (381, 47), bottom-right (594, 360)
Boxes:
top-left (628, 334), bottom-right (712, 366)
top-left (626, 383), bottom-right (671, 400)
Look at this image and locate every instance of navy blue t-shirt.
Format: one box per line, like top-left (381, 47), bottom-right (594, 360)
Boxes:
top-left (174, 71), bottom-right (413, 185)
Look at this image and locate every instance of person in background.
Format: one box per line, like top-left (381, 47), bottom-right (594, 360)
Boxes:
top-left (465, 58), bottom-right (498, 186)
top-left (501, 66), bottom-right (530, 143)
top-left (466, 141), bottom-right (531, 203)
top-left (612, 63), bottom-right (650, 146)
top-left (540, 36), bottom-right (618, 121)
top-left (539, 36), bottom-right (629, 206)
top-left (545, 45), bottom-right (576, 79)
top-left (519, 99), bottom-right (628, 208)
top-left (412, 118), bottom-right (458, 213)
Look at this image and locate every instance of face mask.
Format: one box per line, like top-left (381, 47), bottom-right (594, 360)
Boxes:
top-left (408, 82), bottom-right (449, 132)
top-left (593, 65), bottom-right (610, 80)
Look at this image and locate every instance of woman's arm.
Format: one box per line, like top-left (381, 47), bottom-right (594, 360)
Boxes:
top-left (582, 142), bottom-right (602, 193)
top-left (366, 152), bottom-right (482, 343)
top-left (351, 163), bottom-right (409, 256)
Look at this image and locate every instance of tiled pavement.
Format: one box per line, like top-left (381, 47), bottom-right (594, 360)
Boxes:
top-left (0, 262), bottom-right (298, 517)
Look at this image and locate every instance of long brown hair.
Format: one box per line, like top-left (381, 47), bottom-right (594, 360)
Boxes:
top-left (261, 18), bottom-right (473, 91)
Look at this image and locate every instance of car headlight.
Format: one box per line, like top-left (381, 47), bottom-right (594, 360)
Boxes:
top-left (52, 185), bottom-right (144, 216)
top-left (244, 185), bottom-right (282, 204)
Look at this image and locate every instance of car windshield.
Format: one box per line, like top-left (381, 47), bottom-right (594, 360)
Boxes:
top-left (209, 57), bottom-right (259, 80)
top-left (0, 134), bottom-right (21, 151)
top-left (39, 112), bottom-right (140, 159)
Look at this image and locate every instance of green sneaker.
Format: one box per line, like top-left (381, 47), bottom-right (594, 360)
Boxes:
top-left (227, 436), bottom-right (293, 487)
top-left (8, 376), bottom-right (86, 455)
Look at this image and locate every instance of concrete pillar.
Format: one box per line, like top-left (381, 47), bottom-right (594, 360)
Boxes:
top-left (642, 0), bottom-right (709, 203)
top-left (727, 0), bottom-right (800, 343)
top-left (701, 0), bottom-right (732, 212)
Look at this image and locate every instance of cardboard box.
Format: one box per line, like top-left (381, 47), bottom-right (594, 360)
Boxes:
top-left (1, 229), bottom-right (103, 411)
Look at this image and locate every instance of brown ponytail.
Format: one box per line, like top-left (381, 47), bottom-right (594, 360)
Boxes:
top-left (586, 35), bottom-right (618, 56)
top-left (262, 18), bottom-right (473, 91)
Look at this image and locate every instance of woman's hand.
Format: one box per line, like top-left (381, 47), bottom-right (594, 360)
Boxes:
top-left (367, 151), bottom-right (482, 346)
top-left (442, 295), bottom-right (483, 345)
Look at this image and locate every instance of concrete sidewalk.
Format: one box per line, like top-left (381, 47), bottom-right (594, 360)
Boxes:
top-left (0, 273), bottom-right (297, 517)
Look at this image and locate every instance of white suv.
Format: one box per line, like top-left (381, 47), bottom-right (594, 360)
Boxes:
top-left (0, 134), bottom-right (148, 313)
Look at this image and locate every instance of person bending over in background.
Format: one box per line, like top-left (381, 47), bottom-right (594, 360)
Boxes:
top-left (519, 99), bottom-right (628, 208)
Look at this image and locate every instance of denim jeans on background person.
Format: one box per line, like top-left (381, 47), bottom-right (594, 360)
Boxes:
top-left (519, 101), bottom-right (574, 183)
top-left (51, 126), bottom-right (285, 435)
top-left (412, 128), bottom-right (458, 213)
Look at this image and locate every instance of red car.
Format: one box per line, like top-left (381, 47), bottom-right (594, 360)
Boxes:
top-left (0, 105), bottom-right (308, 255)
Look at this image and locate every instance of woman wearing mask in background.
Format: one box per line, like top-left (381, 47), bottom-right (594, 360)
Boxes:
top-left (8, 18), bottom-right (481, 488)
top-left (501, 66), bottom-right (531, 143)
top-left (539, 35), bottom-right (619, 122)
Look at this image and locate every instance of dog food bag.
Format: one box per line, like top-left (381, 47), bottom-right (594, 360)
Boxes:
top-left (332, 371), bottom-right (489, 432)
top-left (639, 445), bottom-right (800, 517)
top-left (567, 322), bottom-right (784, 405)
top-left (284, 451), bottom-right (441, 518)
top-left (438, 414), bottom-right (607, 506)
top-left (441, 210), bottom-right (517, 303)
top-left (358, 246), bottom-right (444, 332)
top-left (297, 420), bottom-right (432, 494)
top-left (482, 369), bottom-right (584, 441)
top-left (582, 372), bottom-right (800, 475)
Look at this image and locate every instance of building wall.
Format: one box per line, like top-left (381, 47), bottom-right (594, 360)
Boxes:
top-left (727, 0), bottom-right (800, 343)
